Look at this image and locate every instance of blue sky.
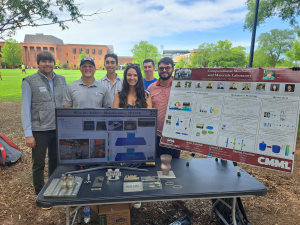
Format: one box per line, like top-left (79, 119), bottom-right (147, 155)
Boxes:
top-left (11, 0), bottom-right (298, 56)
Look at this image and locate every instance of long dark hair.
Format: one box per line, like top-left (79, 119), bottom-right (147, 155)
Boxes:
top-left (119, 65), bottom-right (147, 108)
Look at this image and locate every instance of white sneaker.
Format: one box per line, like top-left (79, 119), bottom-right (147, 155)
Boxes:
top-left (133, 202), bottom-right (141, 209)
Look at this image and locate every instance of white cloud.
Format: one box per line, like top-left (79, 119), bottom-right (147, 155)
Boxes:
top-left (10, 0), bottom-right (247, 55)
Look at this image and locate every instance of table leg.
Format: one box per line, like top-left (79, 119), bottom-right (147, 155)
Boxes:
top-left (210, 199), bottom-right (220, 221)
top-left (66, 206), bottom-right (70, 225)
top-left (232, 197), bottom-right (237, 225)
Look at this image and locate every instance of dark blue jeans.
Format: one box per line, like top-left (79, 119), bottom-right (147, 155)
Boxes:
top-left (32, 130), bottom-right (57, 195)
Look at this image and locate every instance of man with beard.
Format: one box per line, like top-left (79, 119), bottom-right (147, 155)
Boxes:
top-left (148, 57), bottom-right (181, 158)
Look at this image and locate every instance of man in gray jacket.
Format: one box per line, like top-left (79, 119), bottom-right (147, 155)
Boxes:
top-left (22, 51), bottom-right (66, 196)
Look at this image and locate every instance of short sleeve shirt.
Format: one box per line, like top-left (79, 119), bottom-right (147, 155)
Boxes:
top-left (147, 78), bottom-right (172, 137)
top-left (63, 78), bottom-right (111, 108)
top-left (98, 74), bottom-right (123, 106)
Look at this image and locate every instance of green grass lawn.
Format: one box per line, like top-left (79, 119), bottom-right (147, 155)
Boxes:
top-left (0, 69), bottom-right (159, 102)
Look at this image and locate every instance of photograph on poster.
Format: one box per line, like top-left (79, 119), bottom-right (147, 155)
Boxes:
top-left (242, 83), bottom-right (251, 90)
top-left (175, 81), bottom-right (181, 87)
top-left (270, 84), bottom-right (280, 91)
top-left (217, 82), bottom-right (225, 89)
top-left (83, 121), bottom-right (95, 131)
top-left (263, 70), bottom-right (276, 80)
top-left (175, 68), bottom-right (191, 80)
top-left (229, 83), bottom-right (237, 90)
top-left (185, 81), bottom-right (192, 88)
top-left (90, 139), bottom-right (105, 158)
top-left (256, 83), bottom-right (265, 91)
top-left (108, 121), bottom-right (124, 131)
top-left (59, 139), bottom-right (89, 160)
top-left (96, 121), bottom-right (107, 131)
top-left (285, 84), bottom-right (295, 92)
top-left (206, 82), bottom-right (213, 89)
top-left (195, 82), bottom-right (202, 88)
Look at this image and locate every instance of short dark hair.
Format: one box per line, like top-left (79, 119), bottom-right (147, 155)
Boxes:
top-left (158, 57), bottom-right (174, 68)
top-left (37, 51), bottom-right (55, 65)
top-left (105, 53), bottom-right (118, 65)
top-left (143, 59), bottom-right (155, 67)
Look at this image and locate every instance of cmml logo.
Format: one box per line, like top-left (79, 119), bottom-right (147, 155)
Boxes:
top-left (167, 138), bottom-right (174, 143)
top-left (258, 157), bottom-right (291, 170)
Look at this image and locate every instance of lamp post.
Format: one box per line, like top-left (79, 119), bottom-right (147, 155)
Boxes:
top-left (248, 0), bottom-right (260, 68)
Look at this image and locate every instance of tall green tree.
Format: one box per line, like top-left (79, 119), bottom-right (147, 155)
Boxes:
top-left (55, 59), bottom-right (61, 68)
top-left (207, 40), bottom-right (247, 67)
top-left (175, 58), bottom-right (186, 68)
top-left (285, 38), bottom-right (300, 62)
top-left (99, 61), bottom-right (103, 69)
top-left (256, 28), bottom-right (296, 67)
top-left (0, 0), bottom-right (111, 40)
top-left (190, 42), bottom-right (215, 67)
top-left (77, 52), bottom-right (87, 66)
top-left (131, 41), bottom-right (160, 71)
top-left (1, 38), bottom-right (23, 68)
top-left (252, 48), bottom-right (273, 67)
top-left (244, 0), bottom-right (300, 31)
top-left (70, 62), bottom-right (73, 69)
top-left (61, 61), bottom-right (68, 69)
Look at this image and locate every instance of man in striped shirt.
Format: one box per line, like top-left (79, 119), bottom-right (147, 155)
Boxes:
top-left (98, 53), bottom-right (123, 106)
top-left (148, 57), bottom-right (181, 159)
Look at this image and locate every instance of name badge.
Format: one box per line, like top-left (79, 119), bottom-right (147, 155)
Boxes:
top-left (39, 87), bottom-right (47, 92)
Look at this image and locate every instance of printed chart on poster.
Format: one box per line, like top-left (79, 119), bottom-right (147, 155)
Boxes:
top-left (56, 108), bottom-right (157, 165)
top-left (161, 68), bottom-right (300, 173)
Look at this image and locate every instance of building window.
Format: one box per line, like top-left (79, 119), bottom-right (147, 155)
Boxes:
top-left (86, 49), bottom-right (89, 54)
top-left (67, 61), bottom-right (68, 63)
top-left (107, 50), bottom-right (110, 54)
top-left (60, 49), bottom-right (62, 52)
top-left (0, 46), bottom-right (1, 52)
top-left (92, 49), bottom-right (95, 54)
top-left (61, 56), bottom-right (62, 59)
top-left (99, 49), bottom-right (102, 55)
top-left (99, 57), bottom-right (101, 60)
top-left (93, 57), bottom-right (95, 60)
top-left (66, 53), bottom-right (68, 56)
top-left (74, 56), bottom-right (75, 59)
top-left (79, 48), bottom-right (82, 53)
top-left (73, 48), bottom-right (76, 54)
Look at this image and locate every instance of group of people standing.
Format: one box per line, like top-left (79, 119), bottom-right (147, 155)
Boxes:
top-left (21, 50), bottom-right (180, 196)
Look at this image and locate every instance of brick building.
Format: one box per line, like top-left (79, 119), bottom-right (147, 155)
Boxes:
top-left (0, 34), bottom-right (114, 69)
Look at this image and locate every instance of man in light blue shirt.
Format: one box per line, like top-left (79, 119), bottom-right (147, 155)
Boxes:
top-left (143, 59), bottom-right (158, 90)
top-left (22, 51), bottom-right (66, 196)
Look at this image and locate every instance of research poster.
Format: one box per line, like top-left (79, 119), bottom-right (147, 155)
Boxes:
top-left (56, 109), bottom-right (157, 165)
top-left (161, 68), bottom-right (300, 173)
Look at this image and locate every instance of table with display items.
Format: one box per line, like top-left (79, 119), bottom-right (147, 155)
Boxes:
top-left (36, 158), bottom-right (267, 225)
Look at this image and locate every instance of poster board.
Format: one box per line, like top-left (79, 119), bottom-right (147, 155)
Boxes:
top-left (56, 108), bottom-right (157, 165)
top-left (161, 68), bottom-right (300, 173)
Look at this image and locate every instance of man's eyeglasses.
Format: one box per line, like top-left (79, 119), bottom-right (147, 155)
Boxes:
top-left (158, 66), bottom-right (172, 71)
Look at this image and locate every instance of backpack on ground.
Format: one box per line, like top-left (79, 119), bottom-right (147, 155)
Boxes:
top-left (0, 133), bottom-right (22, 167)
top-left (212, 198), bottom-right (252, 225)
